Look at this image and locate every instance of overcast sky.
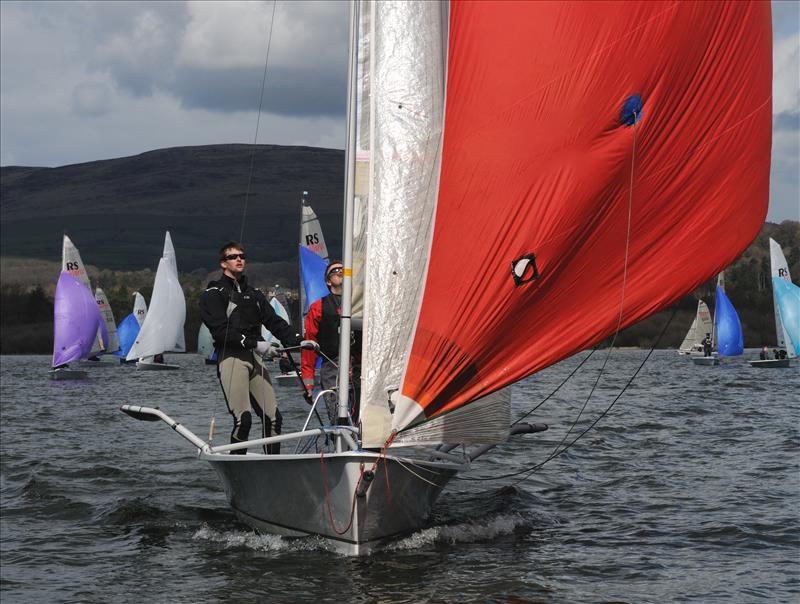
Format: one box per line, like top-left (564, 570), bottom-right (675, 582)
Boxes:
top-left (1, 1), bottom-right (798, 222)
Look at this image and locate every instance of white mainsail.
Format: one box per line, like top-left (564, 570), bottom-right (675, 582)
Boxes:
top-left (770, 238), bottom-right (795, 357)
top-left (62, 234), bottom-right (105, 353)
top-left (132, 292), bottom-right (148, 326)
top-left (126, 232), bottom-right (186, 360)
top-left (95, 288), bottom-right (120, 353)
top-left (299, 191), bottom-right (330, 327)
top-left (197, 323), bottom-right (215, 361)
top-left (358, 1), bottom-right (505, 447)
top-left (263, 296), bottom-right (290, 346)
top-left (679, 300), bottom-right (712, 354)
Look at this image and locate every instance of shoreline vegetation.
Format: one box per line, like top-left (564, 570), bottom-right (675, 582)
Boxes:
top-left (1, 220), bottom-right (797, 355)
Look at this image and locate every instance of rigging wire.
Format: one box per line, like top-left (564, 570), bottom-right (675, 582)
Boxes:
top-left (217, 1), bottom-right (278, 449)
top-left (239, 0), bottom-right (278, 244)
top-left (458, 307), bottom-right (678, 483)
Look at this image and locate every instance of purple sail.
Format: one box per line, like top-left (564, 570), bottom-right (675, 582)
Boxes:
top-left (52, 272), bottom-right (104, 367)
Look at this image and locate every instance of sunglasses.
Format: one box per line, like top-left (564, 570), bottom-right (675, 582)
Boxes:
top-left (224, 253), bottom-right (246, 261)
top-left (327, 267), bottom-right (344, 275)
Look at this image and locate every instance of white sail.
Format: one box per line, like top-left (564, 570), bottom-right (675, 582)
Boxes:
top-left (162, 231), bottom-right (186, 351)
top-left (351, 3), bottom-right (373, 319)
top-left (360, 1), bottom-right (461, 446)
top-left (263, 296), bottom-right (291, 346)
top-left (62, 235), bottom-right (92, 290)
top-left (132, 292), bottom-right (148, 327)
top-left (300, 194), bottom-right (329, 261)
top-left (62, 234), bottom-right (105, 353)
top-left (679, 300), bottom-right (712, 354)
top-left (95, 288), bottom-right (120, 353)
top-left (299, 192), bottom-right (330, 327)
top-left (197, 323), bottom-right (215, 360)
top-left (126, 234), bottom-right (186, 360)
top-left (770, 238), bottom-right (794, 357)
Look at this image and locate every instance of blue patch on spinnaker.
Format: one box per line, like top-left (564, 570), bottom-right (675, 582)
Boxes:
top-left (620, 94), bottom-right (643, 126)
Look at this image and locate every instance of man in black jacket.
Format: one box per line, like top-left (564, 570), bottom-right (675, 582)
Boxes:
top-left (199, 241), bottom-right (302, 454)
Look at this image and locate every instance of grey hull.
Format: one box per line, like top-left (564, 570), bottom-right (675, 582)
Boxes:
top-left (202, 450), bottom-right (458, 555)
top-left (78, 359), bottom-right (117, 368)
top-left (136, 361), bottom-right (181, 371)
top-left (274, 372), bottom-right (301, 386)
top-left (49, 368), bottom-right (88, 380)
top-left (692, 356), bottom-right (719, 366)
top-left (748, 359), bottom-right (791, 368)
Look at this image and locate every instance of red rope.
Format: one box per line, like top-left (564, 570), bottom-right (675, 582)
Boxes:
top-left (320, 451), bottom-right (362, 535)
top-left (319, 430), bottom-right (398, 535)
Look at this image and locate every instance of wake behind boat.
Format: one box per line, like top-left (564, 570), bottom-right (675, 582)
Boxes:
top-left (120, 1), bottom-right (773, 553)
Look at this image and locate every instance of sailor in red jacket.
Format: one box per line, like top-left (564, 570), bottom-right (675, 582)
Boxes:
top-left (301, 260), bottom-right (362, 424)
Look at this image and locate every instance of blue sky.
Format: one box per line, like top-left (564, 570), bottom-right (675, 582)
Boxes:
top-left (1, 1), bottom-right (797, 222)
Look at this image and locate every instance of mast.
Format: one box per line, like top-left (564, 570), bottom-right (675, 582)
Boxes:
top-left (336, 0), bottom-right (359, 446)
top-left (298, 190), bottom-right (308, 332)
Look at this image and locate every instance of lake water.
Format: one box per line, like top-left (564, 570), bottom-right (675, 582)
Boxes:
top-left (1, 351), bottom-right (798, 603)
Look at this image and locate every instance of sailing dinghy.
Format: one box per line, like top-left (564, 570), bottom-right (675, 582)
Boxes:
top-left (121, 1), bottom-right (772, 553)
top-left (750, 238), bottom-right (799, 368)
top-left (50, 272), bottom-right (105, 380)
top-left (678, 300), bottom-right (713, 355)
top-left (197, 323), bottom-right (217, 365)
top-left (126, 232), bottom-right (186, 370)
top-left (265, 295), bottom-right (301, 384)
top-left (113, 292), bottom-right (147, 365)
top-left (693, 280), bottom-right (744, 366)
top-left (80, 287), bottom-right (120, 367)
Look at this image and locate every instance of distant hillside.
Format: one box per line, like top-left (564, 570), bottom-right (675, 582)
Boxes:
top-left (1, 144), bottom-right (344, 271)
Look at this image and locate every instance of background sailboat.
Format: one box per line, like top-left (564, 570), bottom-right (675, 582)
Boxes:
top-left (81, 287), bottom-right (121, 366)
top-left (299, 190), bottom-right (329, 330)
top-left (61, 234), bottom-right (107, 359)
top-left (678, 300), bottom-right (713, 355)
top-left (750, 238), bottom-right (799, 367)
top-left (715, 285), bottom-right (745, 356)
top-left (197, 323), bottom-right (217, 365)
top-left (50, 272), bottom-right (105, 380)
top-left (113, 292), bottom-right (147, 364)
top-left (126, 232), bottom-right (186, 370)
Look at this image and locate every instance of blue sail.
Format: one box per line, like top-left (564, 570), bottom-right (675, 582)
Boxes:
top-left (300, 245), bottom-right (329, 314)
top-left (714, 285), bottom-right (743, 356)
top-left (113, 313), bottom-right (141, 358)
top-left (773, 277), bottom-right (800, 356)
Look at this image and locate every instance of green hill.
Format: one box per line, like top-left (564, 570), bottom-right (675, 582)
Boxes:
top-left (1, 144), bottom-right (344, 271)
top-left (1, 143), bottom-right (797, 354)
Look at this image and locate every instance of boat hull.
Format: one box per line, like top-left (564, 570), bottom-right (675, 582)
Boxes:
top-left (49, 368), bottom-right (88, 380)
top-left (748, 359), bottom-right (791, 368)
top-left (274, 372), bottom-right (301, 386)
top-left (202, 450), bottom-right (458, 555)
top-left (78, 359), bottom-right (117, 368)
top-left (136, 361), bottom-right (180, 371)
top-left (691, 356), bottom-right (719, 366)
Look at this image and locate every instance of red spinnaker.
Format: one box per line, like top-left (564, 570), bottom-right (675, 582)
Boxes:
top-left (402, 1), bottom-right (772, 419)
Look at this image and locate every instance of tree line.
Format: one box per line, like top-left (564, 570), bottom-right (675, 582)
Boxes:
top-left (1, 221), bottom-right (797, 355)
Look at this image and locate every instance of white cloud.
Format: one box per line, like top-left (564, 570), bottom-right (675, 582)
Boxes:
top-left (0, 0), bottom-right (797, 223)
top-left (179, 1), bottom-right (277, 70)
top-left (773, 31), bottom-right (799, 121)
top-left (71, 81), bottom-right (114, 117)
